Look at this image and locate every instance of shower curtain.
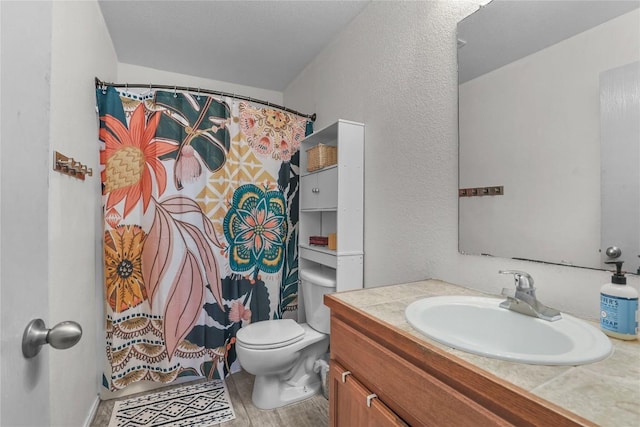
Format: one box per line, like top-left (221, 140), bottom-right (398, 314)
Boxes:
top-left (96, 87), bottom-right (311, 390)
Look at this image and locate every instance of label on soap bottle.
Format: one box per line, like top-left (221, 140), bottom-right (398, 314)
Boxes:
top-left (600, 293), bottom-right (639, 335)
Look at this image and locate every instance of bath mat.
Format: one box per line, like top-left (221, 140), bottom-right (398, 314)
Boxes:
top-left (108, 380), bottom-right (236, 427)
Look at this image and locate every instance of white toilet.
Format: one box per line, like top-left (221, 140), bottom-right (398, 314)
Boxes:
top-left (235, 266), bottom-right (336, 409)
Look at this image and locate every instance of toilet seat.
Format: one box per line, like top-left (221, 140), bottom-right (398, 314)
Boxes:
top-left (236, 319), bottom-right (305, 350)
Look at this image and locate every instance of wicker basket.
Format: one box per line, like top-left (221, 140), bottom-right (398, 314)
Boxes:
top-left (306, 144), bottom-right (337, 172)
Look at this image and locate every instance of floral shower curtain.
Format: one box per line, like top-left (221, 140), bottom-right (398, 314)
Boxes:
top-left (96, 87), bottom-right (311, 390)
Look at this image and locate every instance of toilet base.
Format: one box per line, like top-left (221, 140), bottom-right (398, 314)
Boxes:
top-left (236, 323), bottom-right (329, 410)
top-left (252, 371), bottom-right (323, 410)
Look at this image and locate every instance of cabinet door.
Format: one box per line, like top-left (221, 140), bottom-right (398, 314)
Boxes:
top-left (300, 174), bottom-right (317, 210)
top-left (330, 361), bottom-right (407, 427)
top-left (316, 168), bottom-right (338, 209)
top-left (300, 169), bottom-right (338, 210)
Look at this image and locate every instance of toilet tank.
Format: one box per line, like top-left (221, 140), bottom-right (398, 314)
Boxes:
top-left (300, 266), bottom-right (336, 334)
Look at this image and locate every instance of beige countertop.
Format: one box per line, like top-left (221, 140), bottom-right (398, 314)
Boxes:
top-left (332, 279), bottom-right (640, 426)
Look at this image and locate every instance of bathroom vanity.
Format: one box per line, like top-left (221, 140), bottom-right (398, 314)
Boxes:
top-left (325, 280), bottom-right (640, 426)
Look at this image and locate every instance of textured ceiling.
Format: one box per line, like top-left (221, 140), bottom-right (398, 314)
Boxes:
top-left (99, 0), bottom-right (370, 91)
top-left (458, 0), bottom-right (640, 83)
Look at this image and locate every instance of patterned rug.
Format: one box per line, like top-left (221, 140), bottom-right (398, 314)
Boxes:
top-left (108, 380), bottom-right (236, 427)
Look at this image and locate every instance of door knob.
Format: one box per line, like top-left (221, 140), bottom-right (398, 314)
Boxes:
top-left (22, 319), bottom-right (82, 358)
top-left (605, 246), bottom-right (622, 258)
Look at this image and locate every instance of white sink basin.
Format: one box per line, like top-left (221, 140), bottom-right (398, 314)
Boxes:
top-left (405, 296), bottom-right (612, 365)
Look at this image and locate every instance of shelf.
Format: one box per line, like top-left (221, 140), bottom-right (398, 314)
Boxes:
top-left (304, 121), bottom-right (339, 144)
top-left (300, 164), bottom-right (337, 178)
top-left (300, 244), bottom-right (337, 256)
top-left (298, 119), bottom-right (364, 290)
top-left (300, 208), bottom-right (337, 213)
top-left (304, 119), bottom-right (363, 144)
top-left (300, 245), bottom-right (337, 268)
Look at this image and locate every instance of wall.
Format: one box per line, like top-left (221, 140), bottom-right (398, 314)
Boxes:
top-left (284, 0), bottom-right (639, 320)
top-left (459, 10), bottom-right (639, 269)
top-left (118, 63), bottom-right (283, 106)
top-left (49, 1), bottom-right (117, 425)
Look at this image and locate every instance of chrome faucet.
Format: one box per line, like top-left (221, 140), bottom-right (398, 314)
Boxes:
top-left (498, 270), bottom-right (562, 321)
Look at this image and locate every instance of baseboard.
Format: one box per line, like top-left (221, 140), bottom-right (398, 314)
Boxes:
top-left (100, 375), bottom-right (202, 401)
top-left (83, 395), bottom-right (100, 427)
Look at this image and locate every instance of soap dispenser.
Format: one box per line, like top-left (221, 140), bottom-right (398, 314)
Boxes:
top-left (600, 261), bottom-right (638, 340)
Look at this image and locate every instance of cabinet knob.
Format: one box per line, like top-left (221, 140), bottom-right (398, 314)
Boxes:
top-left (312, 188), bottom-right (320, 193)
top-left (366, 393), bottom-right (378, 408)
top-left (341, 370), bottom-right (352, 383)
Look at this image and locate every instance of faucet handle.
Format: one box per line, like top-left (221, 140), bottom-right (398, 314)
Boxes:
top-left (499, 270), bottom-right (535, 290)
top-left (500, 287), bottom-right (516, 299)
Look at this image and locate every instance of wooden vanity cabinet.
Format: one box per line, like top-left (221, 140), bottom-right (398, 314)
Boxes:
top-left (330, 360), bottom-right (407, 427)
top-left (325, 294), bottom-right (595, 427)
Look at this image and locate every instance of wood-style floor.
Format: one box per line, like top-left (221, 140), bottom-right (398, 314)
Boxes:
top-left (90, 370), bottom-right (329, 426)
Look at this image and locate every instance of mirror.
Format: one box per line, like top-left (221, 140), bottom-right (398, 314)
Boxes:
top-left (458, 0), bottom-right (640, 274)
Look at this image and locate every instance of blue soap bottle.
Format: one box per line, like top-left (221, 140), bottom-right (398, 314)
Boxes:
top-left (600, 261), bottom-right (638, 340)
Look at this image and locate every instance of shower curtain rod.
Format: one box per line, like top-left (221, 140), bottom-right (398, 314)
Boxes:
top-left (94, 77), bottom-right (316, 122)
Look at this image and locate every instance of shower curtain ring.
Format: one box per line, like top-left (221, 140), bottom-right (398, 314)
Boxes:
top-left (197, 88), bottom-right (201, 100)
top-left (173, 86), bottom-right (178, 98)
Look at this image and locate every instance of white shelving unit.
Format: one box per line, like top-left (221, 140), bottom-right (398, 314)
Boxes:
top-left (299, 120), bottom-right (364, 292)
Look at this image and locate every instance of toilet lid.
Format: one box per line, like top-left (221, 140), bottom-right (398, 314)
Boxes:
top-left (299, 267), bottom-right (336, 288)
top-left (236, 319), bottom-right (305, 349)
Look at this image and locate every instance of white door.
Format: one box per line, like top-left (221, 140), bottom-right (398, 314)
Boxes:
top-left (600, 62), bottom-right (640, 274)
top-left (0, 1), bottom-right (53, 425)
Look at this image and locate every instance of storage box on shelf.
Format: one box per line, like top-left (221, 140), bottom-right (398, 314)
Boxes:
top-left (306, 144), bottom-right (338, 172)
top-left (298, 120), bottom-right (364, 293)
